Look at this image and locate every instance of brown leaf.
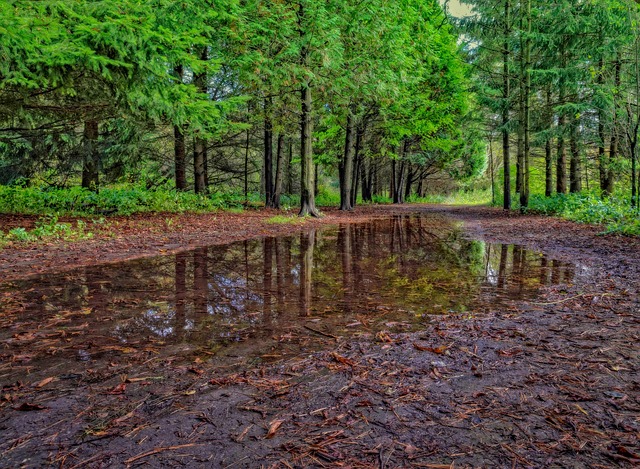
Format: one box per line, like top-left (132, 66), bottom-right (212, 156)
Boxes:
top-left (106, 383), bottom-right (127, 395)
top-left (33, 377), bottom-right (55, 389)
top-left (331, 353), bottom-right (356, 367)
top-left (617, 446), bottom-right (640, 460)
top-left (265, 419), bottom-right (285, 439)
top-left (497, 348), bottom-right (523, 357)
top-left (376, 331), bottom-right (394, 343)
top-left (15, 402), bottom-right (47, 411)
top-left (356, 400), bottom-right (374, 407)
top-left (413, 343), bottom-right (449, 354)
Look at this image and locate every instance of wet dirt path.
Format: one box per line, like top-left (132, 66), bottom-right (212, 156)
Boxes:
top-left (0, 205), bottom-right (638, 468)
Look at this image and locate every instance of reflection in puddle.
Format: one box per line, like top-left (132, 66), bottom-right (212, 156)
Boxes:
top-left (0, 215), bottom-right (576, 382)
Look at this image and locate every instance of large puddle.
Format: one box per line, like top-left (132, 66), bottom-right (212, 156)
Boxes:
top-left (0, 215), bottom-right (577, 385)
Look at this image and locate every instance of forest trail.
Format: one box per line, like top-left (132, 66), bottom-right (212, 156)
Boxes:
top-left (0, 205), bottom-right (638, 468)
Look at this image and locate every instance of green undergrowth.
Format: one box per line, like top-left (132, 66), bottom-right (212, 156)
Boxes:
top-left (527, 192), bottom-right (640, 236)
top-left (0, 185), bottom-right (257, 216)
top-left (407, 188), bottom-right (493, 206)
top-left (0, 215), bottom-right (96, 248)
top-left (265, 214), bottom-right (309, 225)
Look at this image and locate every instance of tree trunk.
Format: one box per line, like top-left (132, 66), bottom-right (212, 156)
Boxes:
top-left (569, 115), bottom-right (582, 193)
top-left (244, 128), bottom-right (250, 204)
top-left (194, 137), bottom-right (206, 194)
top-left (516, 108), bottom-right (523, 195)
top-left (273, 134), bottom-right (286, 209)
top-left (174, 125), bottom-right (186, 191)
top-left (597, 55), bottom-right (608, 196)
top-left (357, 126), bottom-right (371, 202)
top-left (264, 97), bottom-right (275, 207)
top-left (173, 65), bottom-right (187, 191)
top-left (557, 46), bottom-right (567, 194)
top-left (404, 162), bottom-right (413, 201)
top-left (604, 58), bottom-right (621, 197)
top-left (194, 48), bottom-right (208, 195)
top-left (351, 123), bottom-right (363, 208)
top-left (287, 138), bottom-right (294, 195)
top-left (393, 141), bottom-right (408, 204)
top-left (390, 159), bottom-right (396, 201)
top-left (299, 78), bottom-right (319, 216)
top-left (351, 152), bottom-right (360, 208)
top-left (81, 120), bottom-right (100, 191)
top-left (520, 0), bottom-right (531, 210)
top-left (502, 0), bottom-right (512, 210)
top-left (339, 110), bottom-right (355, 211)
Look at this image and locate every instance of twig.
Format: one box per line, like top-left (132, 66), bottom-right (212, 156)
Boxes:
top-left (303, 325), bottom-right (338, 339)
top-left (124, 443), bottom-right (198, 465)
top-left (531, 293), bottom-right (613, 305)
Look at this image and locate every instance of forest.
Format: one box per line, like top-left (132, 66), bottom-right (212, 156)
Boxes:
top-left (1, 1), bottom-right (640, 468)
top-left (1, 1), bottom-right (639, 232)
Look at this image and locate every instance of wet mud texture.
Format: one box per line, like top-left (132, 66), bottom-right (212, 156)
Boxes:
top-left (1, 205), bottom-right (639, 468)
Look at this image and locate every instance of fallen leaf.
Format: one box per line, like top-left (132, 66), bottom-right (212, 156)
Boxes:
top-left (497, 349), bottom-right (523, 357)
top-left (331, 353), bottom-right (356, 367)
top-left (33, 377), bottom-right (55, 389)
top-left (106, 383), bottom-right (126, 395)
top-left (617, 446), bottom-right (640, 460)
top-left (376, 331), bottom-right (394, 343)
top-left (15, 403), bottom-right (47, 411)
top-left (413, 343), bottom-right (449, 354)
top-left (266, 419), bottom-right (284, 439)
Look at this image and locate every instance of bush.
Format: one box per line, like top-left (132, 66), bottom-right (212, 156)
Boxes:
top-left (528, 192), bottom-right (640, 236)
top-left (0, 185), bottom-right (256, 216)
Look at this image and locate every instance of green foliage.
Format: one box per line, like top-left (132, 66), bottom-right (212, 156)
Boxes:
top-left (0, 185), bottom-right (256, 216)
top-left (265, 215), bottom-right (307, 225)
top-left (0, 215), bottom-right (94, 247)
top-left (407, 188), bottom-right (493, 206)
top-left (528, 192), bottom-right (640, 235)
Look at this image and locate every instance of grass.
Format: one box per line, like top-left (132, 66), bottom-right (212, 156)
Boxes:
top-left (407, 188), bottom-right (493, 206)
top-left (265, 214), bottom-right (308, 225)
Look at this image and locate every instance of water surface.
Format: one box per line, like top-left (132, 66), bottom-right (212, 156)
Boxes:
top-left (0, 215), bottom-right (576, 383)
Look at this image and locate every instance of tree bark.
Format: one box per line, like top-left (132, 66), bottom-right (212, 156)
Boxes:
top-left (299, 78), bottom-right (319, 216)
top-left (520, 0), bottom-right (531, 210)
top-left (81, 120), bottom-right (100, 191)
top-left (174, 125), bottom-right (186, 190)
top-left (194, 48), bottom-right (208, 195)
top-left (194, 136), bottom-right (206, 194)
top-left (404, 162), bottom-right (413, 201)
top-left (604, 58), bottom-right (621, 197)
top-left (556, 45), bottom-right (567, 194)
top-left (393, 141), bottom-right (408, 204)
top-left (273, 134), bottom-right (286, 209)
top-left (264, 97), bottom-right (275, 207)
top-left (502, 0), bottom-right (512, 210)
top-left (569, 115), bottom-right (582, 193)
top-left (339, 110), bottom-right (355, 211)
top-left (173, 66), bottom-right (186, 191)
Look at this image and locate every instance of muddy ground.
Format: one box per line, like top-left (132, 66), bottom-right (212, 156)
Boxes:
top-left (0, 205), bottom-right (639, 468)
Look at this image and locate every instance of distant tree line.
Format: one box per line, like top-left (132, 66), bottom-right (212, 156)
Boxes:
top-left (0, 0), bottom-right (485, 215)
top-left (460, 0), bottom-right (640, 209)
